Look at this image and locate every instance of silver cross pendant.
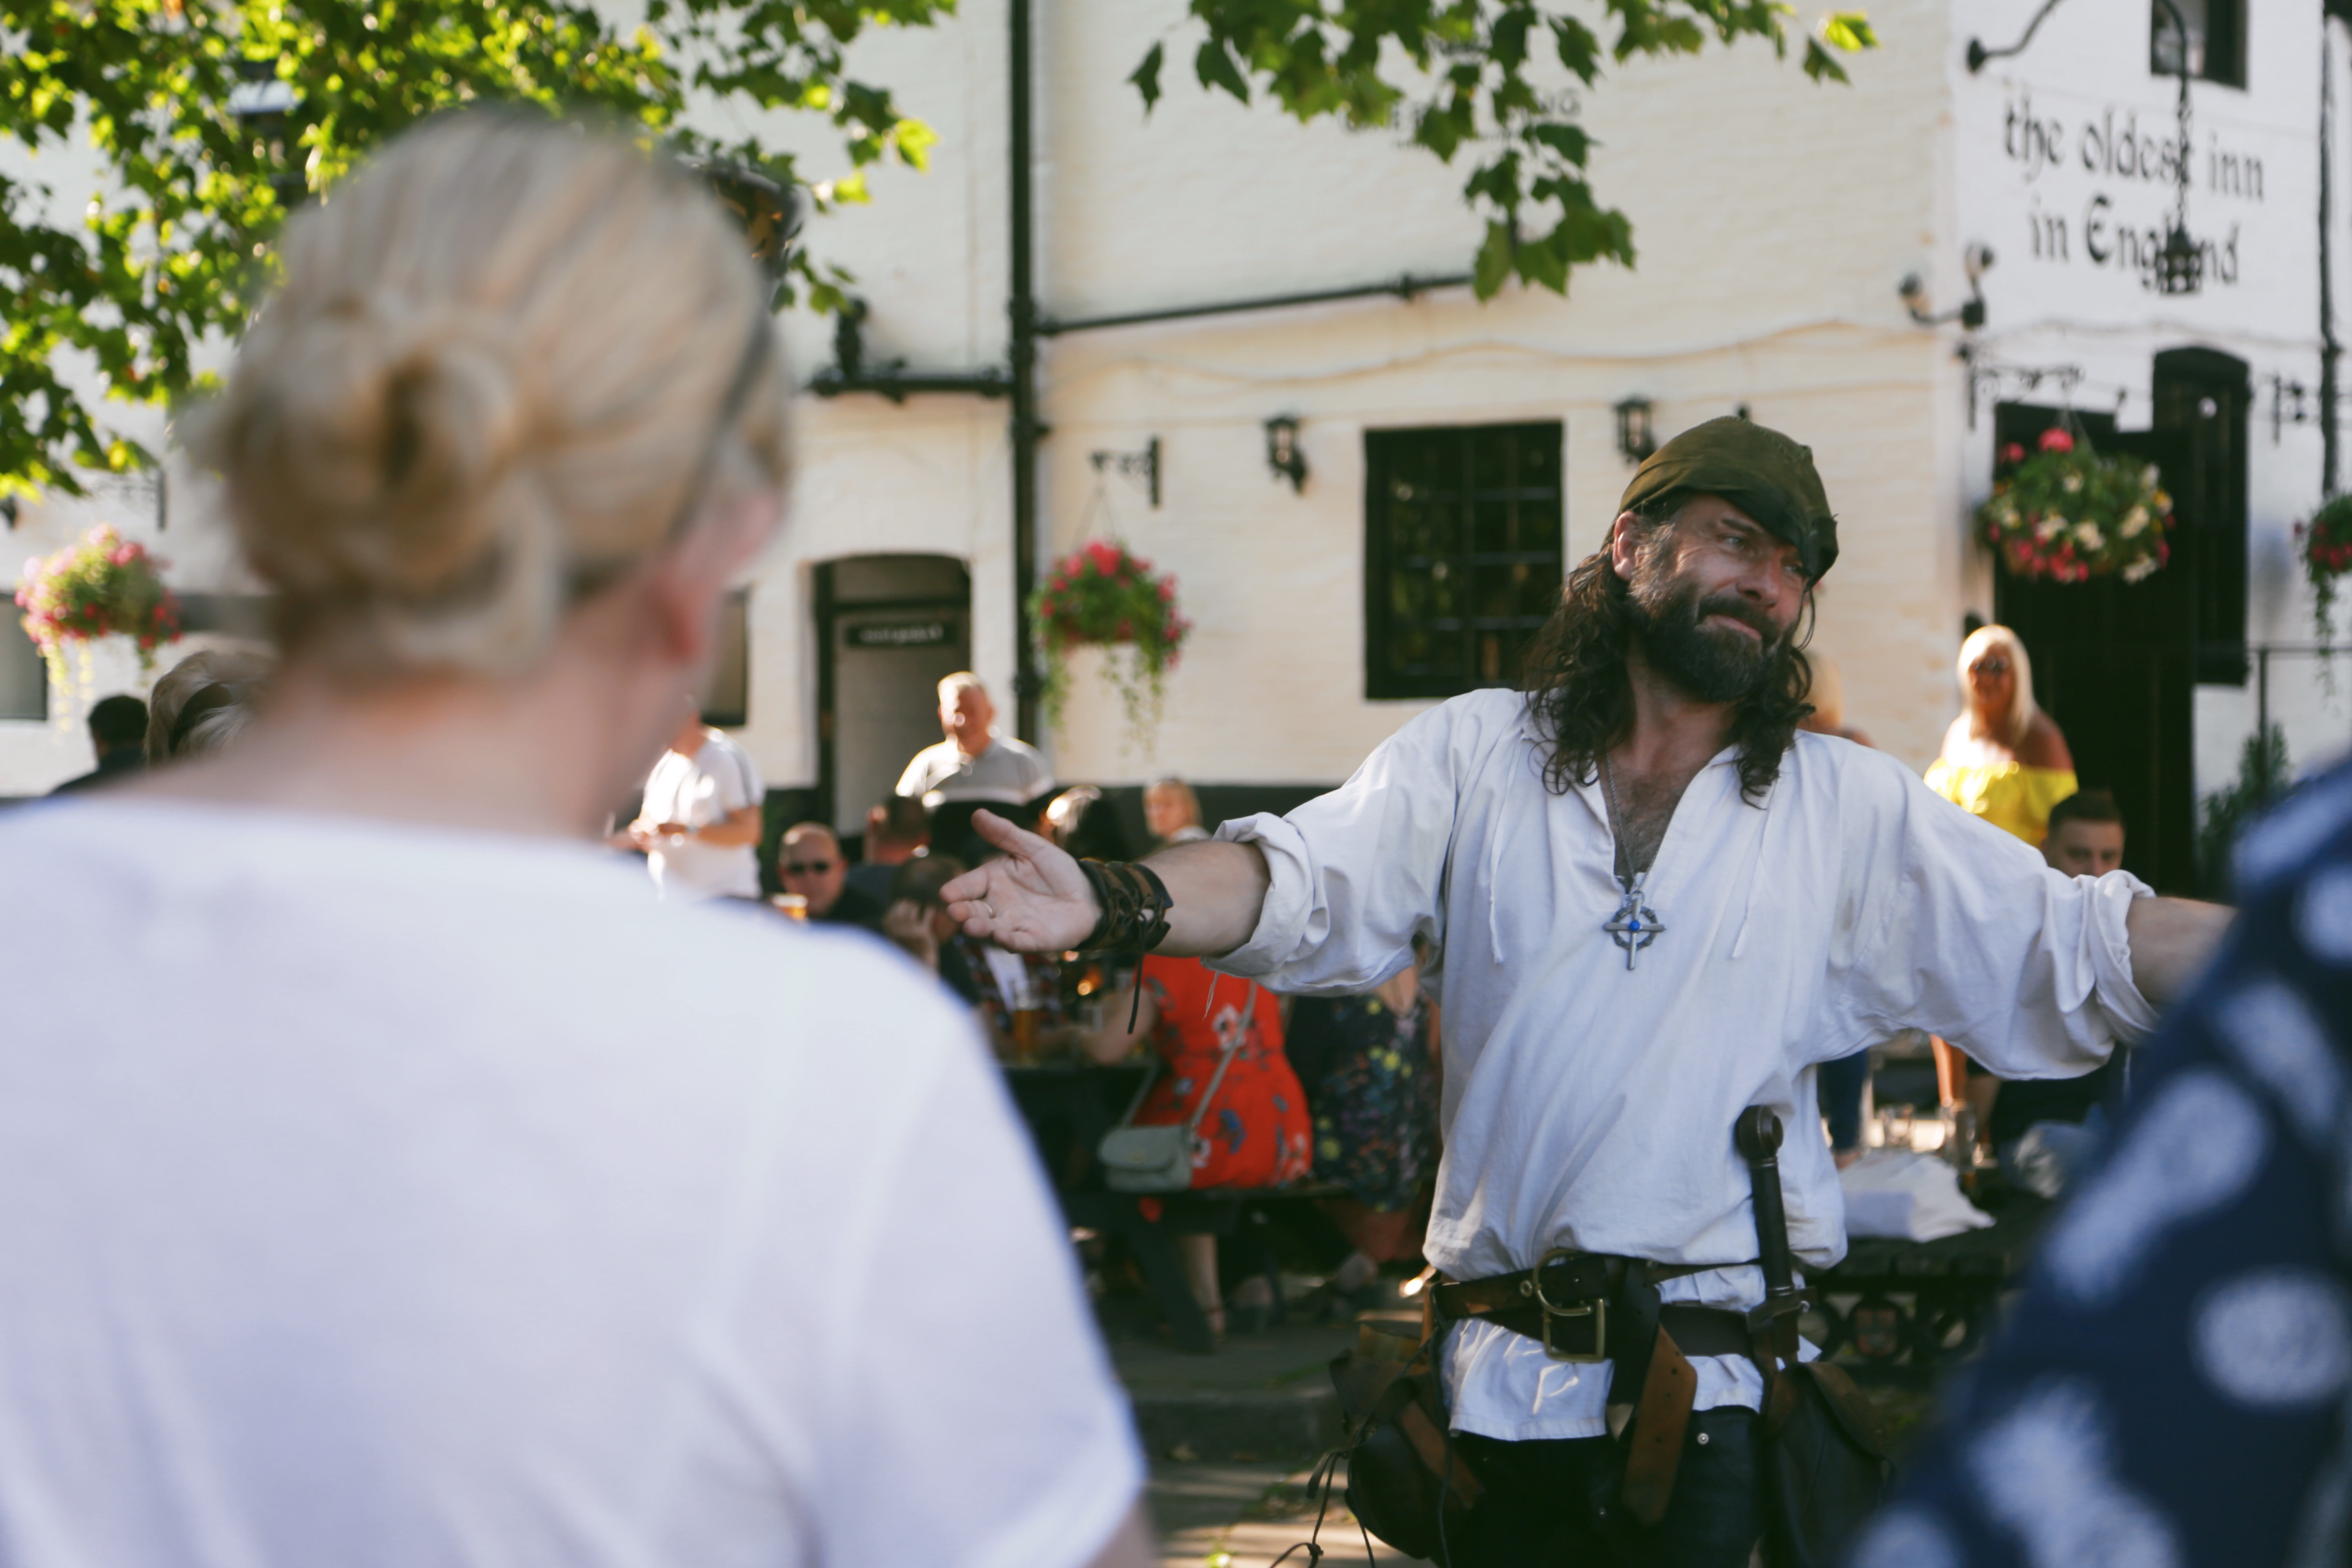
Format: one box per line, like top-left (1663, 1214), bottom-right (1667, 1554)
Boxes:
top-left (1603, 874), bottom-right (1665, 970)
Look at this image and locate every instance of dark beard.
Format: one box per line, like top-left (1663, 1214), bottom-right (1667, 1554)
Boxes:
top-left (1627, 573), bottom-right (1786, 703)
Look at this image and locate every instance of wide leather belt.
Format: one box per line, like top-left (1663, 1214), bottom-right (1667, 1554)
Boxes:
top-left (1432, 1254), bottom-right (1750, 1362)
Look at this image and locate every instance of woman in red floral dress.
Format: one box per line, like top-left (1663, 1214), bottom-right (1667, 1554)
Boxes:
top-left (1097, 955), bottom-right (1312, 1338)
top-left (1128, 956), bottom-right (1312, 1188)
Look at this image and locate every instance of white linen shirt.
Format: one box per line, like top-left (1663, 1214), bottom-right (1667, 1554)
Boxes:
top-left (1211, 689), bottom-right (2157, 1441)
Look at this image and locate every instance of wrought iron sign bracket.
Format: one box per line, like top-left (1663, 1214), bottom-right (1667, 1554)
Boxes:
top-left (1090, 438), bottom-right (1161, 508)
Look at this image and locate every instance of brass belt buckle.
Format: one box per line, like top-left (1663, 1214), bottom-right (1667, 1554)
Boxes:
top-left (1531, 1247), bottom-right (1608, 1363)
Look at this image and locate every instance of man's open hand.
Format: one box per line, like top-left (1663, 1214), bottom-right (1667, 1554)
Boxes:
top-left (941, 810), bottom-right (1100, 953)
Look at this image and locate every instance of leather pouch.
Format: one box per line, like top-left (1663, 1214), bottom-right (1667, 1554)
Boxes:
top-left (1760, 1358), bottom-right (1895, 1568)
top-left (1330, 1323), bottom-right (1481, 1560)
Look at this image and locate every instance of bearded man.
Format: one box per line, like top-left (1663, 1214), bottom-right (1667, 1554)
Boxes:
top-left (944, 418), bottom-right (2229, 1566)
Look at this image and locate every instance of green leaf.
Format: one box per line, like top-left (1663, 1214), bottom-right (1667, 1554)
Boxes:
top-left (1527, 122), bottom-right (1591, 165)
top-left (1194, 37), bottom-right (1250, 104)
top-left (1802, 36), bottom-right (1851, 83)
top-left (1822, 11), bottom-right (1878, 51)
top-left (1549, 17), bottom-right (1601, 82)
top-left (1129, 40), bottom-right (1163, 113)
top-left (1473, 221), bottom-right (1515, 300)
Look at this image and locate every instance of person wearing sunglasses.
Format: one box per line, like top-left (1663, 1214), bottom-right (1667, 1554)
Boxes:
top-left (777, 820), bottom-right (886, 930)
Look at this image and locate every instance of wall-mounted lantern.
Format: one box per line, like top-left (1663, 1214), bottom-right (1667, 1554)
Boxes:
top-left (2154, 221), bottom-right (2203, 297)
top-left (1265, 415), bottom-right (1307, 492)
top-left (1900, 243), bottom-right (1993, 330)
top-left (1614, 398), bottom-right (1657, 465)
top-left (683, 157), bottom-right (802, 309)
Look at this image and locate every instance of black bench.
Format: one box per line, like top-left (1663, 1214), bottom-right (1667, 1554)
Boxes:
top-left (1808, 1188), bottom-right (2053, 1378)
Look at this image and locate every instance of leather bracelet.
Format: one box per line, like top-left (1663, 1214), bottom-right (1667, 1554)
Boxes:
top-left (1076, 859), bottom-right (1174, 954)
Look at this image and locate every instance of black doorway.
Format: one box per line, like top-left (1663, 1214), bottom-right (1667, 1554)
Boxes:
top-left (1989, 353), bottom-right (2247, 893)
top-left (815, 556), bottom-right (973, 838)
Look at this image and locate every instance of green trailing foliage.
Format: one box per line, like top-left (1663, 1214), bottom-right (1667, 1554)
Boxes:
top-left (1129, 2), bottom-right (1876, 300)
top-left (2197, 720), bottom-right (2291, 900)
top-left (0, 0), bottom-right (949, 501)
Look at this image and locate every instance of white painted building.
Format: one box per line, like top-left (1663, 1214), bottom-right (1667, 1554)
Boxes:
top-left (6, 0), bottom-right (2346, 892)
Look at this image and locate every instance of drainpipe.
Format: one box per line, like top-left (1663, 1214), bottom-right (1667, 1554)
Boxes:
top-left (1008, 0), bottom-right (1042, 742)
top-left (2325, 16), bottom-right (2343, 497)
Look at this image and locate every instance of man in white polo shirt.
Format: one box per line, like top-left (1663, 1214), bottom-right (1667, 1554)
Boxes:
top-left (896, 672), bottom-right (1052, 809)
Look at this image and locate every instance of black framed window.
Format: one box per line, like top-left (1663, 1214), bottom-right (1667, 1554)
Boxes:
top-left (1364, 422), bottom-right (1564, 700)
top-left (0, 615), bottom-right (44, 722)
top-left (2152, 0), bottom-right (2243, 87)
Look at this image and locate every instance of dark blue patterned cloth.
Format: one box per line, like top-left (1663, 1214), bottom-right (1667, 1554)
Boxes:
top-left (1848, 769), bottom-right (2352, 1568)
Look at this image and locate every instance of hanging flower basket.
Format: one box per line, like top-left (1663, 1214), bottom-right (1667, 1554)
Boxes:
top-left (15, 524), bottom-right (182, 725)
top-left (1030, 539), bottom-right (1192, 747)
top-left (2297, 494), bottom-right (2352, 650)
top-left (1978, 427), bottom-right (2173, 584)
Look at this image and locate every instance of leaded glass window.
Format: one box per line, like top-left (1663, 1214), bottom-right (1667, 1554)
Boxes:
top-left (1364, 422), bottom-right (1564, 699)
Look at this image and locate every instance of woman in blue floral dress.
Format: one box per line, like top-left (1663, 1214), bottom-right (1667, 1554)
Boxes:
top-left (1286, 957), bottom-right (1441, 1306)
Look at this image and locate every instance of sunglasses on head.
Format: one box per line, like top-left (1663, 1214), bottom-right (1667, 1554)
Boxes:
top-left (782, 859), bottom-right (837, 875)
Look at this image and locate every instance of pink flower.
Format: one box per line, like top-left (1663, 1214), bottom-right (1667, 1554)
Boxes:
top-left (2038, 428), bottom-right (2075, 454)
top-left (2002, 443), bottom-right (2026, 464)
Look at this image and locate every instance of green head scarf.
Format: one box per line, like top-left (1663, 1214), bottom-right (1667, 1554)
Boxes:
top-left (1617, 416), bottom-right (1838, 580)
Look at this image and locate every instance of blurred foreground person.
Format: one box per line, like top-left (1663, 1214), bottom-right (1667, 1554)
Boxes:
top-left (145, 648), bottom-right (272, 764)
top-left (49, 693), bottom-right (148, 793)
top-left (0, 113), bottom-right (1145, 1568)
top-left (947, 418), bottom-right (2229, 1566)
top-left (623, 704), bottom-right (764, 902)
top-left (1848, 776), bottom-right (2352, 1568)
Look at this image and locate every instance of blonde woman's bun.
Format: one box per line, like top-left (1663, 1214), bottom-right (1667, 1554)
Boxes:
top-left (189, 111), bottom-right (787, 677)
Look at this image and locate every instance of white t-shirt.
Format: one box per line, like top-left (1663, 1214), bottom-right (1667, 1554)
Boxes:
top-left (0, 800), bottom-right (1141, 1568)
top-left (641, 730), bottom-right (764, 901)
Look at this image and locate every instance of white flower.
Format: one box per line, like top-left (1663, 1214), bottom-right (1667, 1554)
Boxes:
top-left (2120, 506), bottom-right (2150, 539)
top-left (2062, 472), bottom-right (2085, 494)
top-left (1999, 503), bottom-right (2022, 528)
top-left (2076, 523), bottom-right (2106, 550)
top-left (2123, 557), bottom-right (2159, 584)
top-left (2144, 464), bottom-right (2162, 488)
top-left (2038, 515), bottom-right (2069, 541)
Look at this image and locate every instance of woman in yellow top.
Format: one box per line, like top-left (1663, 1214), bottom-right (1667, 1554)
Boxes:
top-left (1924, 624), bottom-right (2079, 1138)
top-left (1926, 624), bottom-right (2078, 842)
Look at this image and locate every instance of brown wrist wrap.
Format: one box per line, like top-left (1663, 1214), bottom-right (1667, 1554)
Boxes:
top-left (1077, 859), bottom-right (1174, 955)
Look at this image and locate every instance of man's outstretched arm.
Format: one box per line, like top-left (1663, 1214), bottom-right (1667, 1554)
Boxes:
top-left (2124, 894), bottom-right (2233, 1008)
top-left (941, 810), bottom-right (1271, 957)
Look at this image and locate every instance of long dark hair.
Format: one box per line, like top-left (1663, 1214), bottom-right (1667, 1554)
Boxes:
top-left (1519, 509), bottom-right (1813, 804)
